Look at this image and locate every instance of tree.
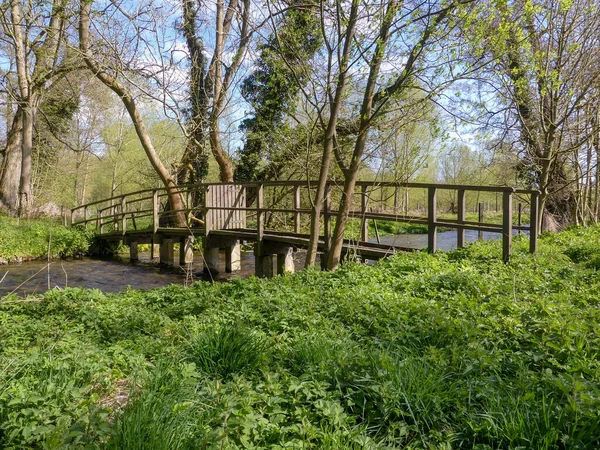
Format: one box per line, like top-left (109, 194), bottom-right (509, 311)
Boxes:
top-left (180, 0), bottom-right (253, 183)
top-left (324, 0), bottom-right (472, 269)
top-left (464, 0), bottom-right (600, 230)
top-left (78, 0), bottom-right (186, 226)
top-left (0, 0), bottom-right (74, 215)
top-left (236, 0), bottom-right (321, 183)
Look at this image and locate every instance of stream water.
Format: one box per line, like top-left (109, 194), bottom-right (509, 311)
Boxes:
top-left (1, 230), bottom-right (521, 297)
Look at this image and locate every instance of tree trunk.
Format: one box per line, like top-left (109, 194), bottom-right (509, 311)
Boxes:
top-left (209, 117), bottom-right (234, 182)
top-left (17, 102), bottom-right (34, 216)
top-left (327, 0), bottom-right (397, 270)
top-left (0, 110), bottom-right (23, 214)
top-left (304, 0), bottom-right (360, 268)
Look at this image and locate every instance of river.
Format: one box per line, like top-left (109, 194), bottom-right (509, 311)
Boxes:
top-left (1, 230), bottom-right (519, 297)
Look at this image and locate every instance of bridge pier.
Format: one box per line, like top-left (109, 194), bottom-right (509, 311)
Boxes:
top-left (160, 239), bottom-right (175, 266)
top-left (225, 241), bottom-right (241, 272)
top-left (180, 237), bottom-right (195, 265)
top-left (255, 243), bottom-right (295, 278)
top-left (151, 243), bottom-right (160, 260)
top-left (129, 241), bottom-right (139, 262)
top-left (204, 247), bottom-right (220, 273)
top-left (277, 247), bottom-right (295, 274)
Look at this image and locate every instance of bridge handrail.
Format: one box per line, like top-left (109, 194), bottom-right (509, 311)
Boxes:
top-left (71, 180), bottom-right (540, 260)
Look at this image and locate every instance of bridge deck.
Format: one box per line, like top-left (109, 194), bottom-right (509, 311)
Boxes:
top-left (98, 227), bottom-right (415, 260)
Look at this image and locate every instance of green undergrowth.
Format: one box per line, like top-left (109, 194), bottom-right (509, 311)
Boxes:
top-left (1, 226), bottom-right (600, 448)
top-left (0, 215), bottom-right (94, 263)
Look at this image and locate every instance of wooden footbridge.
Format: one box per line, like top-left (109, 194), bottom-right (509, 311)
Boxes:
top-left (71, 181), bottom-right (539, 277)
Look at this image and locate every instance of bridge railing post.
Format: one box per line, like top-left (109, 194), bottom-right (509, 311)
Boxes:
top-left (256, 183), bottom-right (264, 251)
top-left (294, 185), bottom-right (301, 234)
top-left (457, 188), bottom-right (466, 248)
top-left (203, 185), bottom-right (211, 237)
top-left (502, 190), bottom-right (513, 262)
top-left (361, 185), bottom-right (368, 242)
top-left (427, 187), bottom-right (437, 253)
top-left (121, 195), bottom-right (127, 235)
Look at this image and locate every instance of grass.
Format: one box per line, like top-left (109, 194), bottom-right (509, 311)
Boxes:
top-left (0, 215), bottom-right (94, 263)
top-left (1, 226), bottom-right (600, 448)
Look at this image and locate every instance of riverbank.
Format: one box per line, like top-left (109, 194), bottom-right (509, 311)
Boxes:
top-left (1, 226), bottom-right (599, 448)
top-left (0, 215), bottom-right (93, 264)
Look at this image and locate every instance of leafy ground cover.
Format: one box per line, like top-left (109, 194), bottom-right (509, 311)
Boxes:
top-left (1, 226), bottom-right (600, 448)
top-left (0, 215), bottom-right (94, 264)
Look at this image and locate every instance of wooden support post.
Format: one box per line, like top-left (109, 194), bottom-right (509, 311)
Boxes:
top-left (457, 188), bottom-right (466, 248)
top-left (529, 191), bottom-right (539, 254)
top-left (151, 244), bottom-right (160, 260)
top-left (204, 247), bottom-right (220, 273)
top-left (121, 196), bottom-right (127, 235)
top-left (277, 247), bottom-right (295, 275)
top-left (427, 187), bottom-right (437, 253)
top-left (502, 191), bottom-right (513, 262)
top-left (361, 185), bottom-right (368, 242)
top-left (180, 236), bottom-right (194, 265)
top-left (256, 184), bottom-right (264, 256)
top-left (225, 240), bottom-right (241, 272)
top-left (203, 185), bottom-right (211, 238)
top-left (160, 238), bottom-right (175, 266)
top-left (293, 185), bottom-right (301, 234)
top-left (261, 255), bottom-right (275, 278)
top-left (129, 241), bottom-right (139, 262)
top-left (478, 202), bottom-right (484, 240)
top-left (152, 190), bottom-right (159, 233)
top-left (518, 203), bottom-right (522, 234)
top-left (152, 190), bottom-right (159, 259)
top-left (100, 209), bottom-right (105, 234)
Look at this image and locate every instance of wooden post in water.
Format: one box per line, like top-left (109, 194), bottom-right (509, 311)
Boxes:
top-left (361, 185), bottom-right (368, 242)
top-left (457, 188), bottom-right (466, 248)
top-left (180, 236), bottom-right (194, 265)
top-left (427, 187), bottom-right (437, 253)
top-left (502, 190), bottom-right (513, 262)
top-left (529, 191), bottom-right (539, 254)
top-left (130, 242), bottom-right (139, 262)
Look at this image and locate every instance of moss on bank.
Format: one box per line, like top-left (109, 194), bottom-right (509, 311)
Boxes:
top-left (0, 215), bottom-right (94, 264)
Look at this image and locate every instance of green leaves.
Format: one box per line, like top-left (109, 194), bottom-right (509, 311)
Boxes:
top-left (2, 225), bottom-right (600, 447)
